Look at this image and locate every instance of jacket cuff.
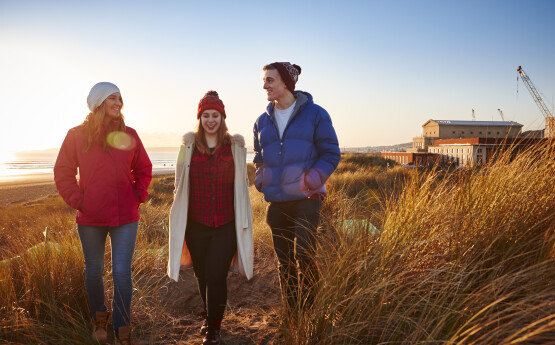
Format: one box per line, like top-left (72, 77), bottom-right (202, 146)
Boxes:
top-left (254, 171), bottom-right (263, 192)
top-left (137, 189), bottom-right (149, 203)
top-left (305, 168), bottom-right (324, 190)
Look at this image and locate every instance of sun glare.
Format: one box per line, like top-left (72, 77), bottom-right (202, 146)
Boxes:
top-left (0, 150), bottom-right (14, 164)
top-left (0, 150), bottom-right (15, 177)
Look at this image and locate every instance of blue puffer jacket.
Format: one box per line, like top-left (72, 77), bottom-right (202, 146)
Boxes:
top-left (253, 91), bottom-right (340, 202)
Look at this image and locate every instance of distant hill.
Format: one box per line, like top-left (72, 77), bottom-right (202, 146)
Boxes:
top-left (16, 147), bottom-right (181, 154)
top-left (245, 142), bottom-right (414, 154)
top-left (341, 142), bottom-right (412, 153)
top-left (17, 144), bottom-right (413, 155)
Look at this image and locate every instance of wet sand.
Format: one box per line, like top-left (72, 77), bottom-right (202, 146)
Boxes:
top-left (0, 173), bottom-right (56, 206)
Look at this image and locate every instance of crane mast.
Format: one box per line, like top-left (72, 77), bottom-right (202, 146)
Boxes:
top-left (517, 66), bottom-right (554, 138)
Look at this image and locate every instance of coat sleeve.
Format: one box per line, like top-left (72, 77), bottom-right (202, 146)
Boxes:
top-left (174, 145), bottom-right (186, 192)
top-left (253, 121), bottom-right (263, 192)
top-left (304, 108), bottom-right (341, 190)
top-left (54, 130), bottom-right (83, 210)
top-left (131, 135), bottom-right (152, 203)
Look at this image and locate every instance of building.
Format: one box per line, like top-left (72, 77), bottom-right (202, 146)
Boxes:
top-left (427, 137), bottom-right (542, 167)
top-left (407, 120), bottom-right (523, 153)
top-left (381, 152), bottom-right (440, 167)
top-left (546, 117), bottom-right (555, 138)
top-left (380, 119), bottom-right (550, 168)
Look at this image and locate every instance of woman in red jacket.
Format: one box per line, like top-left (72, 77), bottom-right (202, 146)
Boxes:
top-left (54, 82), bottom-right (152, 345)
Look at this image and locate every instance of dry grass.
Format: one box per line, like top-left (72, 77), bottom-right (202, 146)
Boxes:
top-left (1, 144), bottom-right (554, 344)
top-left (275, 143), bottom-right (555, 344)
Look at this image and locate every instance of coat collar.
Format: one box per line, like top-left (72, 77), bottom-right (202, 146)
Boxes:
top-left (182, 132), bottom-right (244, 148)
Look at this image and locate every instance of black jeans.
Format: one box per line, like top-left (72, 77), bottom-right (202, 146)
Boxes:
top-left (185, 220), bottom-right (237, 324)
top-left (266, 198), bottom-right (322, 305)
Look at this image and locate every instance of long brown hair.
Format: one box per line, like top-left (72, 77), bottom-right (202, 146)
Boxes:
top-left (195, 114), bottom-right (230, 155)
top-left (82, 102), bottom-right (126, 152)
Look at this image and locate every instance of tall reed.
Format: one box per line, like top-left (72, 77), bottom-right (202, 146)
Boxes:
top-left (276, 143), bottom-right (554, 344)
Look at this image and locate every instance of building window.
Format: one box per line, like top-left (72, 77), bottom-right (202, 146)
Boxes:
top-left (471, 131), bottom-right (474, 134)
top-left (488, 131), bottom-right (491, 135)
top-left (452, 131), bottom-right (456, 134)
top-left (462, 131), bottom-right (465, 134)
top-left (497, 132), bottom-right (500, 135)
top-left (479, 132), bottom-right (482, 135)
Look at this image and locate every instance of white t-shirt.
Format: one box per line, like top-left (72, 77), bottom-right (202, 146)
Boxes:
top-left (274, 101), bottom-right (296, 138)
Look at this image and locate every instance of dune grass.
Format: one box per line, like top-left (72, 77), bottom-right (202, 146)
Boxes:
top-left (1, 143), bottom-right (553, 344)
top-left (276, 143), bottom-right (554, 344)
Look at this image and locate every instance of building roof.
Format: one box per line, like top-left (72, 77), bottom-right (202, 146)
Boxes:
top-left (424, 120), bottom-right (523, 127)
top-left (433, 137), bottom-right (546, 146)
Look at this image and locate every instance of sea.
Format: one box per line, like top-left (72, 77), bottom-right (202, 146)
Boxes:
top-left (0, 151), bottom-right (255, 180)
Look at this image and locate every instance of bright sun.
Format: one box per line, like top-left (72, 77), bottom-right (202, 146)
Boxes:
top-left (0, 150), bottom-right (15, 177)
top-left (0, 149), bottom-right (14, 164)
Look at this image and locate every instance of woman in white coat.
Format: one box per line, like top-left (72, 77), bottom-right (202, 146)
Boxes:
top-left (168, 91), bottom-right (253, 345)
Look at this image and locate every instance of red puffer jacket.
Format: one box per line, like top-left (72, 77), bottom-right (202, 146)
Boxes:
top-left (54, 125), bottom-right (152, 226)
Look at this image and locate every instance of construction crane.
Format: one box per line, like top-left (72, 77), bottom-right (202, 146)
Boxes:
top-left (517, 66), bottom-right (554, 137)
top-left (497, 109), bottom-right (505, 121)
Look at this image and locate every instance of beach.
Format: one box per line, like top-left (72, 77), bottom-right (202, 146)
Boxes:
top-left (0, 171), bottom-right (173, 206)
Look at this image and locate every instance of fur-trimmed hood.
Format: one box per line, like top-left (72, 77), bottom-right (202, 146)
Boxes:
top-left (181, 132), bottom-right (245, 148)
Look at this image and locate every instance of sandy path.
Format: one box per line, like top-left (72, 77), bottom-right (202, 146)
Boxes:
top-left (0, 182), bottom-right (58, 206)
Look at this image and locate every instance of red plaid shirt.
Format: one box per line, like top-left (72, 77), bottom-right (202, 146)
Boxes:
top-left (188, 144), bottom-right (235, 227)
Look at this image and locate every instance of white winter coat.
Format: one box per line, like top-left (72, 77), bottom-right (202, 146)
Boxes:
top-left (167, 132), bottom-right (254, 282)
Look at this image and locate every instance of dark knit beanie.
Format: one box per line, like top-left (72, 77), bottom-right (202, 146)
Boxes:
top-left (197, 91), bottom-right (226, 119)
top-left (270, 62), bottom-right (302, 93)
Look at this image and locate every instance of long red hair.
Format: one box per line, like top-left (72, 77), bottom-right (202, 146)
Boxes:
top-left (82, 102), bottom-right (126, 152)
top-left (195, 115), bottom-right (230, 154)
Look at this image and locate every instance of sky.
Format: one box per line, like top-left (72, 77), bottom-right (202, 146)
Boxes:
top-left (1, 0), bottom-right (554, 155)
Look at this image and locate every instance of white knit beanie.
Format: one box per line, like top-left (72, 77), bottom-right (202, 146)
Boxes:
top-left (87, 82), bottom-right (121, 112)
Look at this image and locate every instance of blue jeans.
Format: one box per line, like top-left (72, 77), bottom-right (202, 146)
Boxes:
top-left (77, 221), bottom-right (138, 331)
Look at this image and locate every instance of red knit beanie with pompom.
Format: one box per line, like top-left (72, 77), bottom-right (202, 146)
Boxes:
top-left (197, 90), bottom-right (226, 119)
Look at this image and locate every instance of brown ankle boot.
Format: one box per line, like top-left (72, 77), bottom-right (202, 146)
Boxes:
top-left (92, 311), bottom-right (109, 343)
top-left (203, 329), bottom-right (221, 345)
top-left (203, 319), bottom-right (222, 345)
top-left (115, 326), bottom-right (136, 345)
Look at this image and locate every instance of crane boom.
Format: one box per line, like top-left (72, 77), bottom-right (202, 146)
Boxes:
top-left (497, 109), bottom-right (505, 121)
top-left (517, 66), bottom-right (553, 118)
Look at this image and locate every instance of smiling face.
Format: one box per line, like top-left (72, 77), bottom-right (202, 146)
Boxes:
top-left (103, 92), bottom-right (123, 119)
top-left (263, 69), bottom-right (289, 103)
top-left (200, 109), bottom-right (222, 136)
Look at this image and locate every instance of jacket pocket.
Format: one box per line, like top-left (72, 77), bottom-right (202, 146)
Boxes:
top-left (254, 167), bottom-right (264, 191)
top-left (79, 190), bottom-right (94, 217)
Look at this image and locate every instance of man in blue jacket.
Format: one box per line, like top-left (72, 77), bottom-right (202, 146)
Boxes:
top-left (253, 62), bottom-right (340, 306)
